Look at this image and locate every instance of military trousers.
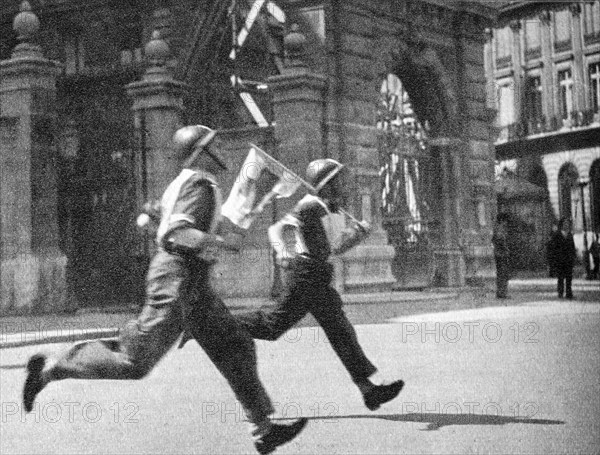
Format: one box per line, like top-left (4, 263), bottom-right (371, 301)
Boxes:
top-left (48, 249), bottom-right (274, 424)
top-left (236, 256), bottom-right (377, 383)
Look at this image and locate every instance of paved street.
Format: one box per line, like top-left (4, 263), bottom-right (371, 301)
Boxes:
top-left (1, 287), bottom-right (599, 454)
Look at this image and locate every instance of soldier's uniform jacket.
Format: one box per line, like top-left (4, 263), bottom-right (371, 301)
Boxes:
top-left (269, 194), bottom-right (347, 286)
top-left (156, 169), bottom-right (222, 261)
top-left (274, 194), bottom-right (346, 264)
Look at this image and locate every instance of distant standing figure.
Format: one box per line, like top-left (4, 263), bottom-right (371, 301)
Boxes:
top-left (547, 217), bottom-right (577, 299)
top-left (492, 213), bottom-right (511, 299)
top-left (589, 233), bottom-right (599, 280)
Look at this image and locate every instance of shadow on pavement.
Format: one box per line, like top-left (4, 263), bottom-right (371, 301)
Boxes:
top-left (284, 412), bottom-right (565, 431)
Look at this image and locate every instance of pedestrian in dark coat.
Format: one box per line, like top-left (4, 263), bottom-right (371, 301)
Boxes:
top-left (547, 217), bottom-right (577, 299)
top-left (590, 233), bottom-right (600, 280)
top-left (492, 213), bottom-right (511, 299)
top-left (22, 125), bottom-right (307, 455)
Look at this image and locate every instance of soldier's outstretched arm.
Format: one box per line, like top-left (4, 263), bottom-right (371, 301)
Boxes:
top-left (161, 179), bottom-right (237, 256)
top-left (332, 220), bottom-right (371, 255)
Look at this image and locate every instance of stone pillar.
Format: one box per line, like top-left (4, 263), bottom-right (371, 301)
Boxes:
top-left (430, 137), bottom-right (467, 287)
top-left (324, 23), bottom-right (396, 292)
top-left (0, 2), bottom-right (67, 314)
top-left (509, 20), bottom-right (523, 125)
top-left (484, 29), bottom-right (497, 112)
top-left (270, 24), bottom-right (395, 293)
top-left (570, 4), bottom-right (585, 112)
top-left (539, 12), bottom-right (555, 121)
top-left (341, 167), bottom-right (397, 293)
top-left (126, 30), bottom-right (189, 206)
top-left (267, 24), bottom-right (328, 286)
top-left (268, 25), bottom-right (326, 180)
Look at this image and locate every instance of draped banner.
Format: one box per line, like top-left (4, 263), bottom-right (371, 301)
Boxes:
top-left (221, 144), bottom-right (303, 229)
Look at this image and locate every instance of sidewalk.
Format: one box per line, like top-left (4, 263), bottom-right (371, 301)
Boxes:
top-left (0, 290), bottom-right (458, 349)
top-left (1, 278), bottom-right (597, 349)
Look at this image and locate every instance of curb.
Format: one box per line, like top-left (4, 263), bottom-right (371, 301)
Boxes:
top-left (226, 292), bottom-right (461, 309)
top-left (0, 293), bottom-right (460, 350)
top-left (2, 282), bottom-right (596, 349)
top-left (1, 328), bottom-right (120, 349)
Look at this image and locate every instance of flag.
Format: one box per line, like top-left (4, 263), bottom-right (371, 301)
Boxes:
top-left (221, 144), bottom-right (303, 229)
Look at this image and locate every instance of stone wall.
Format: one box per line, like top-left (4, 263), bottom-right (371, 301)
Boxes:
top-left (322, 0), bottom-right (496, 286)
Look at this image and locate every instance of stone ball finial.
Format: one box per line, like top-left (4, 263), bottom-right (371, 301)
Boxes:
top-left (13, 1), bottom-right (40, 42)
top-left (145, 30), bottom-right (170, 66)
top-left (284, 23), bottom-right (307, 67)
top-left (284, 24), bottom-right (306, 55)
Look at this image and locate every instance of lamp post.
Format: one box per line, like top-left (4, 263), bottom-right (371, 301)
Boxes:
top-left (578, 179), bottom-right (592, 279)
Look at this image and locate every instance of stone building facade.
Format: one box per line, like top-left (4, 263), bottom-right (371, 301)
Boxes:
top-left (486, 1), bottom-right (600, 273)
top-left (0, 0), bottom-right (496, 314)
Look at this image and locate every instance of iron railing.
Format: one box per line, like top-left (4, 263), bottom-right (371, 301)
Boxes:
top-left (496, 108), bottom-right (600, 143)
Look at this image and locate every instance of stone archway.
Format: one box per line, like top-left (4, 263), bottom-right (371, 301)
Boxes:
top-left (375, 38), bottom-right (459, 136)
top-left (374, 37), bottom-right (466, 287)
top-left (377, 72), bottom-right (435, 287)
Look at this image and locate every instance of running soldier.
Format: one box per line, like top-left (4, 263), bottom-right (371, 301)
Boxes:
top-left (237, 159), bottom-right (404, 411)
top-left (22, 125), bottom-right (307, 455)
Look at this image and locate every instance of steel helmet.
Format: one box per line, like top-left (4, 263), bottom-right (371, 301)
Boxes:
top-left (173, 125), bottom-right (226, 169)
top-left (306, 158), bottom-right (344, 192)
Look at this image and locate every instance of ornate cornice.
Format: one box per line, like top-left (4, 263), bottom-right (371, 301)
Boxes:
top-left (497, 2), bottom-right (578, 26)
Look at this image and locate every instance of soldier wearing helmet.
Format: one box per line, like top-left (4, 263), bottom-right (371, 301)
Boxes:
top-left (237, 158), bottom-right (404, 411)
top-left (23, 125), bottom-right (307, 454)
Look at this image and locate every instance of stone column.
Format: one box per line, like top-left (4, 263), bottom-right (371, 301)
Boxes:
top-left (510, 20), bottom-right (523, 126)
top-left (0, 2), bottom-right (67, 314)
top-left (268, 25), bottom-right (326, 181)
top-left (267, 24), bottom-right (329, 286)
top-left (570, 4), bottom-right (585, 112)
top-left (430, 137), bottom-right (467, 287)
top-left (126, 30), bottom-right (189, 206)
top-left (341, 168), bottom-right (397, 293)
top-left (269, 24), bottom-right (395, 293)
top-left (324, 22), bottom-right (396, 292)
top-left (539, 12), bottom-right (555, 122)
top-left (484, 29), bottom-right (496, 112)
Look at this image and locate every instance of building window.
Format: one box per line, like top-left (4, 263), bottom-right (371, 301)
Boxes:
top-left (553, 9), bottom-right (572, 52)
top-left (590, 63), bottom-right (600, 113)
top-left (63, 34), bottom-right (85, 74)
top-left (558, 69), bottom-right (574, 121)
top-left (298, 6), bottom-right (325, 44)
top-left (495, 82), bottom-right (515, 141)
top-left (495, 26), bottom-right (512, 68)
top-left (118, 16), bottom-right (143, 66)
top-left (497, 83), bottom-right (515, 126)
top-left (584, 1), bottom-right (600, 45)
top-left (525, 19), bottom-right (541, 59)
top-left (525, 75), bottom-right (543, 130)
top-left (558, 163), bottom-right (579, 222)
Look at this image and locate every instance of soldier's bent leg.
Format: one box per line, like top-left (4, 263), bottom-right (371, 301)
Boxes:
top-left (187, 290), bottom-right (274, 425)
top-left (48, 303), bottom-right (182, 381)
top-left (310, 286), bottom-right (377, 382)
top-left (236, 286), bottom-right (308, 341)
